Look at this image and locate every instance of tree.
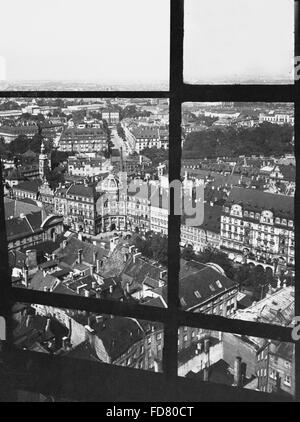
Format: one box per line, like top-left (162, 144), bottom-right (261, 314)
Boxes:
top-left (194, 247), bottom-right (235, 279)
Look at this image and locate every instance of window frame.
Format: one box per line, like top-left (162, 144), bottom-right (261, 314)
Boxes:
top-left (0, 0), bottom-right (298, 403)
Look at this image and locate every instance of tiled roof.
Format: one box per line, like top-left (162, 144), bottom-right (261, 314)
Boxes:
top-left (67, 184), bottom-right (96, 198)
top-left (5, 217), bottom-right (33, 239)
top-left (93, 316), bottom-right (144, 361)
top-left (4, 197), bottom-right (40, 219)
top-left (121, 255), bottom-right (165, 292)
top-left (13, 180), bottom-right (42, 193)
top-left (57, 237), bottom-right (108, 266)
top-left (227, 187), bottom-right (294, 218)
top-left (235, 286), bottom-right (294, 326)
top-left (182, 203), bottom-right (222, 233)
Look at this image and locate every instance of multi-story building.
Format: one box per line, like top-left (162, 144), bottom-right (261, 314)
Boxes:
top-left (5, 211), bottom-right (63, 251)
top-left (12, 180), bottom-right (42, 201)
top-left (256, 340), bottom-right (295, 397)
top-left (181, 204), bottom-right (222, 252)
top-left (67, 156), bottom-right (109, 178)
top-left (101, 110), bottom-right (120, 125)
top-left (59, 128), bottom-right (107, 154)
top-left (220, 187), bottom-right (294, 273)
top-left (259, 112), bottom-right (294, 125)
top-left (129, 126), bottom-right (169, 153)
top-left (53, 185), bottom-right (68, 220)
top-left (39, 181), bottom-right (55, 214)
top-left (66, 183), bottom-right (101, 235)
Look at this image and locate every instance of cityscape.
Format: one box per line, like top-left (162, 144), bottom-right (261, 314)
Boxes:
top-left (0, 99), bottom-right (295, 400)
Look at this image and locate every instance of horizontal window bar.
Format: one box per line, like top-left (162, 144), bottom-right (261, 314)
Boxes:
top-left (180, 85), bottom-right (295, 102)
top-left (1, 348), bottom-right (293, 402)
top-left (0, 91), bottom-right (171, 99)
top-left (10, 288), bottom-right (293, 343)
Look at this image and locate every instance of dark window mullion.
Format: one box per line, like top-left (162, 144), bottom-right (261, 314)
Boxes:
top-left (164, 0), bottom-right (184, 379)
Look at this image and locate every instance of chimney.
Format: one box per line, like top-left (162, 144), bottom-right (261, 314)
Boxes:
top-left (25, 249), bottom-right (37, 269)
top-left (96, 315), bottom-right (103, 324)
top-left (154, 359), bottom-right (163, 373)
top-left (84, 289), bottom-right (90, 298)
top-left (133, 252), bottom-right (141, 263)
top-left (109, 285), bottom-right (114, 294)
top-left (96, 288), bottom-right (102, 299)
top-left (203, 363), bottom-right (209, 382)
top-left (51, 252), bottom-right (56, 261)
top-left (204, 338), bottom-right (210, 354)
top-left (234, 356), bottom-right (242, 387)
top-left (77, 249), bottom-right (83, 264)
top-left (126, 282), bottom-right (130, 294)
top-left (22, 266), bottom-right (29, 288)
top-left (128, 245), bottom-right (135, 254)
top-left (26, 315), bottom-right (33, 327)
top-left (93, 250), bottom-right (97, 264)
top-left (62, 336), bottom-right (69, 351)
top-left (96, 259), bottom-right (102, 273)
top-left (76, 284), bottom-right (87, 295)
top-left (45, 318), bottom-right (51, 333)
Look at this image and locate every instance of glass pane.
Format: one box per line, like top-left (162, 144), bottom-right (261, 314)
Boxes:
top-left (12, 302), bottom-right (164, 373)
top-left (0, 0), bottom-right (169, 91)
top-left (181, 102), bottom-right (294, 327)
top-left (1, 97), bottom-right (169, 307)
top-left (178, 327), bottom-right (295, 398)
top-left (184, 0), bottom-right (294, 84)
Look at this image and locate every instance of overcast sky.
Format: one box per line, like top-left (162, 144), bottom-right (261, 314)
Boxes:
top-left (184, 0), bottom-right (295, 84)
top-left (0, 0), bottom-right (169, 83)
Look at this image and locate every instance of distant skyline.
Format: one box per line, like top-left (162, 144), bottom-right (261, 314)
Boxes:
top-left (0, 0), bottom-right (169, 84)
top-left (184, 0), bottom-right (295, 84)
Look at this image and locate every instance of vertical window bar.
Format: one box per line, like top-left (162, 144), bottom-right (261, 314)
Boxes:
top-left (164, 0), bottom-right (184, 379)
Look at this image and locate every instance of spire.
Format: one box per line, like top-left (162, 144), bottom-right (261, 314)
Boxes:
top-left (41, 140), bottom-right (45, 154)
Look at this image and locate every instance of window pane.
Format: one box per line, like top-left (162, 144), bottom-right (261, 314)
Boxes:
top-left (1, 97), bottom-right (169, 307)
top-left (184, 0), bottom-right (294, 84)
top-left (178, 327), bottom-right (295, 398)
top-left (12, 302), bottom-right (164, 373)
top-left (0, 0), bottom-right (169, 91)
top-left (181, 102), bottom-right (294, 327)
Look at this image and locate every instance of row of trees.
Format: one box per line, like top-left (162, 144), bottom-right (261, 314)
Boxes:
top-left (132, 231), bottom-right (168, 266)
top-left (183, 122), bottom-right (294, 159)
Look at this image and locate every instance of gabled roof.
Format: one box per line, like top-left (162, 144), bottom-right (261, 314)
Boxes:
top-left (67, 184), bottom-right (96, 198)
top-left (13, 180), bottom-right (42, 193)
top-left (227, 187), bottom-right (294, 218)
top-left (57, 237), bottom-right (108, 266)
top-left (93, 316), bottom-right (144, 361)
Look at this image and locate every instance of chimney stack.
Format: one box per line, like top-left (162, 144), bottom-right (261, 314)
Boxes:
top-left (45, 318), bottom-right (51, 333)
top-left (133, 252), bottom-right (141, 263)
top-left (96, 259), bottom-right (102, 273)
top-left (23, 266), bottom-right (29, 288)
top-left (109, 285), bottom-right (114, 294)
top-left (203, 363), bottom-right (209, 382)
top-left (62, 336), bottom-right (69, 351)
top-left (77, 249), bottom-right (83, 264)
top-left (26, 315), bottom-right (33, 328)
top-left (204, 338), bottom-right (210, 354)
top-left (154, 359), bottom-right (162, 373)
top-left (234, 356), bottom-right (242, 388)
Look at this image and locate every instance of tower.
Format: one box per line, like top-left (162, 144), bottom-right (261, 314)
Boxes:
top-left (39, 140), bottom-right (49, 180)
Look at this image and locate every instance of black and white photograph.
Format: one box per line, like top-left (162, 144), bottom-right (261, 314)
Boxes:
top-left (0, 0), bottom-right (298, 407)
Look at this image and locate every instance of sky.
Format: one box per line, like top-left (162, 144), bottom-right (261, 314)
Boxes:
top-left (184, 0), bottom-right (295, 84)
top-left (0, 0), bottom-right (170, 83)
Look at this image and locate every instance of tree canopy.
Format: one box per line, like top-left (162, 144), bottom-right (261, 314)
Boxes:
top-left (183, 123), bottom-right (294, 159)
